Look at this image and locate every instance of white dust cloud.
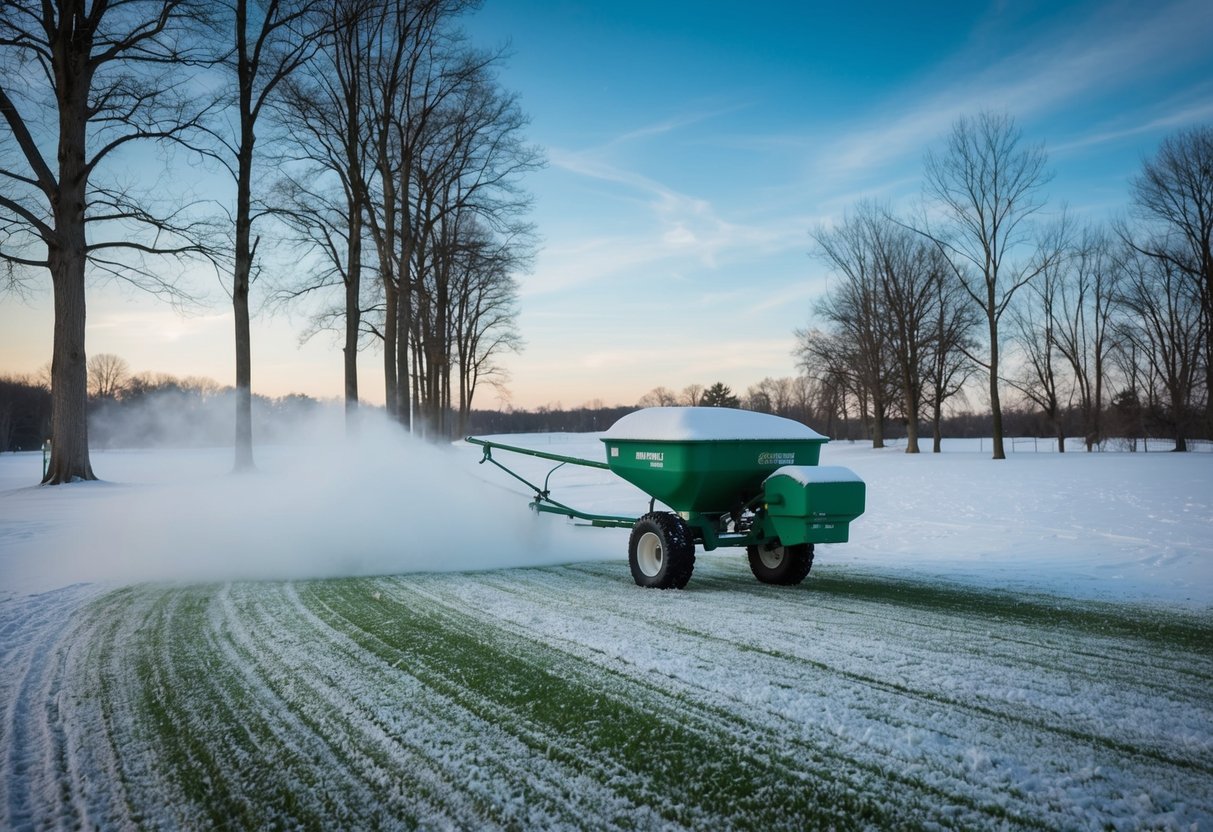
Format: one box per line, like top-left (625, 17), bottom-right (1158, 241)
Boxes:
top-left (0, 410), bottom-right (621, 592)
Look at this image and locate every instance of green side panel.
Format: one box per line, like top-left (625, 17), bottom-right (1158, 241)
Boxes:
top-left (762, 474), bottom-right (866, 546)
top-left (601, 438), bottom-right (826, 513)
top-left (766, 515), bottom-right (854, 545)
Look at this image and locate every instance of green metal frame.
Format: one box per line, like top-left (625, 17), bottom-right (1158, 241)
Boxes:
top-left (465, 437), bottom-right (775, 549)
top-left (466, 438), bottom-right (639, 529)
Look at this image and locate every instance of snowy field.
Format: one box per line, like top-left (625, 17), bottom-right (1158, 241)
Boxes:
top-left (1, 423), bottom-right (1211, 829)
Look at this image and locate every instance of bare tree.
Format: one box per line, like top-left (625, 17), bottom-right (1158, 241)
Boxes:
top-left (273, 0), bottom-right (375, 436)
top-left (749, 377), bottom-right (795, 417)
top-left (33, 361), bottom-right (53, 393)
top-left (404, 51), bottom-right (541, 436)
top-left (1009, 227), bottom-right (1072, 451)
top-left (794, 328), bottom-right (865, 439)
top-left (361, 0), bottom-right (471, 425)
top-left (210, 0), bottom-right (321, 471)
top-left (860, 206), bottom-right (942, 453)
top-left (637, 386), bottom-right (679, 407)
top-left (87, 353), bottom-right (130, 400)
top-left (1, 0), bottom-right (213, 483)
top-left (1115, 246), bottom-right (1206, 450)
top-left (811, 212), bottom-right (896, 448)
top-left (785, 375), bottom-right (822, 427)
top-left (681, 383), bottom-right (704, 407)
top-left (1128, 125), bottom-right (1213, 426)
top-left (1054, 226), bottom-right (1121, 450)
top-left (922, 249), bottom-right (979, 452)
top-left (744, 384), bottom-right (772, 413)
top-left (920, 111), bottom-right (1056, 459)
top-left (448, 218), bottom-right (524, 435)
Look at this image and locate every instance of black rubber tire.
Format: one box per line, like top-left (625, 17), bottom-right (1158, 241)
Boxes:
top-left (628, 512), bottom-right (696, 589)
top-left (747, 542), bottom-right (814, 585)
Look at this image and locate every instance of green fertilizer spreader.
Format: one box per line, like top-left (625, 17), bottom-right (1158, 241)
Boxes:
top-left (467, 407), bottom-right (865, 589)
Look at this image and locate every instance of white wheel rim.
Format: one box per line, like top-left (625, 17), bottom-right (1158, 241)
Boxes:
top-left (759, 546), bottom-right (785, 570)
top-left (637, 531), bottom-right (664, 577)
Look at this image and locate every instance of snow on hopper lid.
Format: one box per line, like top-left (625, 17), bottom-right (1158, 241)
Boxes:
top-left (602, 407), bottom-right (827, 442)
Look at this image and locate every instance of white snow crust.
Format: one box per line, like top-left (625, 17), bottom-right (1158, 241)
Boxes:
top-left (601, 407), bottom-right (827, 442)
top-left (766, 464), bottom-right (863, 485)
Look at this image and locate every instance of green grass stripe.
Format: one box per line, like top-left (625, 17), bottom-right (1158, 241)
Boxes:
top-left (806, 568), bottom-right (1213, 652)
top-left (232, 580), bottom-right (600, 829)
top-left (397, 573), bottom-right (1073, 829)
top-left (411, 562), bottom-right (1211, 826)
top-left (468, 562), bottom-right (1213, 750)
top-left (127, 586), bottom-right (354, 829)
top-left (301, 575), bottom-right (1033, 831)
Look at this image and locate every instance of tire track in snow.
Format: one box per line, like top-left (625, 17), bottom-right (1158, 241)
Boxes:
top-left (508, 559), bottom-right (1213, 745)
top-left (379, 575), bottom-right (1047, 830)
top-left (2, 565), bottom-right (1210, 830)
top-left (411, 571), bottom-right (1075, 826)
top-left (414, 560), bottom-right (1213, 829)
top-left (277, 579), bottom-right (676, 829)
top-left (305, 578), bottom-right (876, 830)
top-left (481, 559), bottom-right (1213, 744)
top-left (327, 576), bottom-right (933, 830)
top-left (0, 584), bottom-right (104, 830)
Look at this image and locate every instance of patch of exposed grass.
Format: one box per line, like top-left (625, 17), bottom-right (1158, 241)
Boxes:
top-left (302, 577), bottom-right (903, 830)
top-left (809, 567), bottom-right (1213, 651)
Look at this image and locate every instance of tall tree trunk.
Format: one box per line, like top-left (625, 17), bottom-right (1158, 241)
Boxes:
top-left (232, 0), bottom-right (255, 473)
top-left (233, 144), bottom-right (254, 471)
top-left (433, 259), bottom-right (449, 436)
top-left (343, 204), bottom-right (361, 437)
top-left (45, 246), bottom-right (94, 483)
top-left (901, 366), bottom-right (920, 454)
top-left (395, 164), bottom-right (412, 430)
top-left (382, 277), bottom-right (398, 419)
top-left (1172, 389), bottom-right (1189, 452)
top-left (397, 279), bottom-right (411, 431)
top-left (232, 144), bottom-right (254, 470)
top-left (1091, 361), bottom-right (1103, 451)
top-left (1205, 267), bottom-right (1212, 435)
top-left (43, 27), bottom-right (96, 484)
top-left (988, 313), bottom-right (1006, 459)
top-left (233, 263), bottom-right (254, 471)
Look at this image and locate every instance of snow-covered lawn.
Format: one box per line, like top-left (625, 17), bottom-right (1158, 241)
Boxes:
top-left (1, 427), bottom-right (1211, 829)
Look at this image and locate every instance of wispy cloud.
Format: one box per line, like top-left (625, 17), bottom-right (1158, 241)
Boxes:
top-left (812, 0), bottom-right (1213, 181)
top-left (534, 140), bottom-right (809, 295)
top-left (609, 105), bottom-right (749, 147)
top-left (90, 311), bottom-right (228, 343)
top-left (1051, 97), bottom-right (1213, 155)
top-left (577, 337), bottom-right (796, 376)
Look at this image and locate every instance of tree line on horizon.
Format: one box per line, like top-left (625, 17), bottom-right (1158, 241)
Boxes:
top-left (1, 0), bottom-right (535, 483)
top-left (1, 361), bottom-right (1199, 454)
top-left (0, 358), bottom-right (325, 452)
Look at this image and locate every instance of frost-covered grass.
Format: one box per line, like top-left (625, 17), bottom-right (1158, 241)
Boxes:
top-left (2, 430), bottom-right (1212, 828)
top-left (3, 563), bottom-right (1211, 829)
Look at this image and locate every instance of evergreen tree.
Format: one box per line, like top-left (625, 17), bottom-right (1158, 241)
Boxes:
top-left (701, 382), bottom-right (740, 408)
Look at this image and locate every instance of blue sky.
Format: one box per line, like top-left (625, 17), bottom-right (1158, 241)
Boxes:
top-left (3, 0), bottom-right (1212, 410)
